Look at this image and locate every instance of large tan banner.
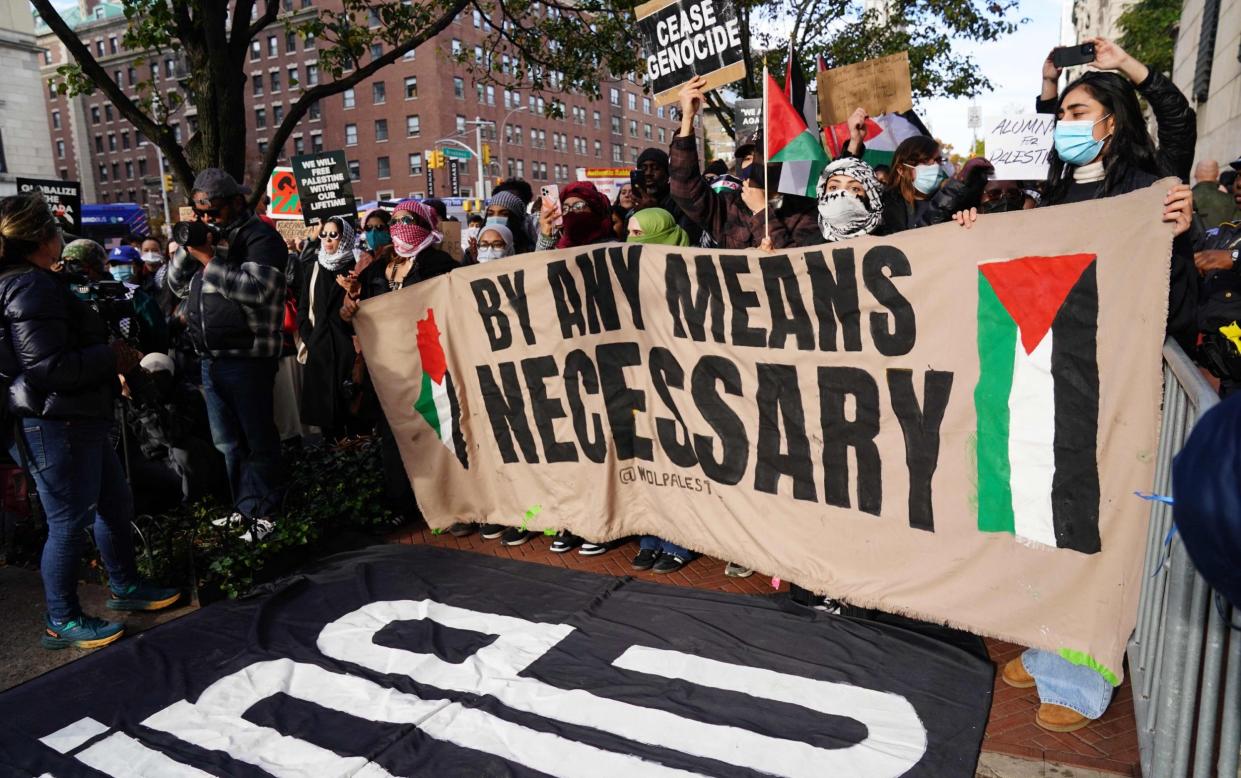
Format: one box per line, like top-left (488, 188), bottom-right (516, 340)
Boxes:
top-left (355, 182), bottom-right (1175, 678)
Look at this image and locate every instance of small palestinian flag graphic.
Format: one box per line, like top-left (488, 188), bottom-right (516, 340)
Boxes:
top-left (975, 253), bottom-right (1100, 554)
top-left (414, 308), bottom-right (468, 468)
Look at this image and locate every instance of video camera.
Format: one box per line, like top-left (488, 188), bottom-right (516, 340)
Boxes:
top-left (63, 272), bottom-right (160, 408)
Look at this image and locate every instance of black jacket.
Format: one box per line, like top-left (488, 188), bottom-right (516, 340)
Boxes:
top-left (297, 259), bottom-right (357, 430)
top-left (357, 246), bottom-right (456, 301)
top-left (0, 262), bottom-right (118, 420)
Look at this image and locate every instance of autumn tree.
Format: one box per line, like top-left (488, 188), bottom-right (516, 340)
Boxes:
top-left (31, 0), bottom-right (646, 204)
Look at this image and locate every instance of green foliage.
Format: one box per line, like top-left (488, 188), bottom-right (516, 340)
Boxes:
top-left (1117, 0), bottom-right (1179, 76)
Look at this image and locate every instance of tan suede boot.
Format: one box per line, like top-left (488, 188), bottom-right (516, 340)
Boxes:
top-left (1000, 657), bottom-right (1036, 688)
top-left (1036, 703), bottom-right (1090, 732)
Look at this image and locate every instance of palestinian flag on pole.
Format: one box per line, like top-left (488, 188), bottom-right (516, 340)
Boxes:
top-left (975, 254), bottom-right (1101, 554)
top-left (778, 40), bottom-right (821, 197)
top-left (414, 308), bottom-right (469, 468)
top-left (765, 70), bottom-right (827, 198)
top-left (858, 113), bottom-right (922, 168)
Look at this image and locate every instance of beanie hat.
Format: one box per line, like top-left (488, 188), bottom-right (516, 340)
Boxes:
top-left (636, 148), bottom-right (669, 170)
top-left (488, 190), bottom-right (528, 217)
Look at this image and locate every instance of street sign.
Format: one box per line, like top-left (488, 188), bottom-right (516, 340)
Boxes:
top-left (442, 147), bottom-right (473, 160)
top-left (449, 160), bottom-right (461, 197)
top-left (425, 166), bottom-right (435, 196)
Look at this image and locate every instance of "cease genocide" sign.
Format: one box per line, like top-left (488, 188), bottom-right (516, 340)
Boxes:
top-left (636, 0), bottom-right (745, 105)
top-left (356, 183), bottom-right (1179, 680)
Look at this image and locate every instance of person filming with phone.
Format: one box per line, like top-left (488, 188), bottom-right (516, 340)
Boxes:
top-left (0, 193), bottom-right (180, 651)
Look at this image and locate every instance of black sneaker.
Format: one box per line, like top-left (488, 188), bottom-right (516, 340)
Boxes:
top-left (651, 554), bottom-right (688, 574)
top-left (448, 522), bottom-right (477, 538)
top-left (480, 523), bottom-right (506, 539)
top-left (631, 548), bottom-right (658, 570)
top-left (549, 532), bottom-right (583, 553)
top-left (500, 527), bottom-right (532, 546)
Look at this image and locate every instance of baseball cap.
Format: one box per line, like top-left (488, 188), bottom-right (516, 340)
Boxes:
top-left (108, 245), bottom-right (140, 264)
top-left (191, 168), bottom-right (252, 201)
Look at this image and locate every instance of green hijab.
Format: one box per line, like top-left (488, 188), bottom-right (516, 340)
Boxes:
top-left (626, 208), bottom-right (689, 247)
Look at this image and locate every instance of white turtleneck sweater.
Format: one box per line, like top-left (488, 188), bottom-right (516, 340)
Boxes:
top-left (1073, 160), bottom-right (1105, 183)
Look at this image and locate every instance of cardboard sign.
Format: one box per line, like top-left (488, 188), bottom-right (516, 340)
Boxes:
top-left (636, 0), bottom-right (746, 106)
top-left (267, 167), bottom-right (302, 221)
top-left (439, 219), bottom-right (463, 262)
top-left (985, 113), bottom-right (1056, 181)
top-left (291, 151), bottom-right (356, 224)
top-left (817, 52), bottom-right (913, 125)
top-left (733, 98), bottom-right (763, 140)
top-left (17, 177), bottom-right (81, 234)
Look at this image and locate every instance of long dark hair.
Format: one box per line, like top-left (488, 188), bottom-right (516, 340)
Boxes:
top-left (1044, 71), bottom-right (1161, 205)
top-left (889, 136), bottom-right (941, 204)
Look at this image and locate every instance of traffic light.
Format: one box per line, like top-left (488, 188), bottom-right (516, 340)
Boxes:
top-left (482, 144), bottom-right (491, 166)
top-left (162, 174), bottom-right (174, 192)
top-left (428, 149), bottom-right (444, 169)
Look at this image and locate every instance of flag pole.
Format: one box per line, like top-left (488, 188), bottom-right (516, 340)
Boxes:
top-left (762, 65), bottom-right (770, 242)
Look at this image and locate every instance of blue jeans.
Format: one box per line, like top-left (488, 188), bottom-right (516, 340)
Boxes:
top-left (8, 418), bottom-right (138, 623)
top-left (639, 535), bottom-right (693, 559)
top-left (1022, 648), bottom-right (1115, 719)
top-left (201, 357), bottom-right (283, 517)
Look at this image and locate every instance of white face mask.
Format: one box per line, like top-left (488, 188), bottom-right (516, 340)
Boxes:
top-left (822, 189), bottom-right (869, 225)
top-left (476, 247), bottom-right (506, 264)
top-left (140, 251), bottom-right (163, 265)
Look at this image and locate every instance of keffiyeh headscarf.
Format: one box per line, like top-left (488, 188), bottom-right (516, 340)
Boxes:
top-left (317, 217), bottom-right (355, 272)
top-left (816, 157), bottom-right (884, 242)
top-left (391, 200), bottom-right (443, 259)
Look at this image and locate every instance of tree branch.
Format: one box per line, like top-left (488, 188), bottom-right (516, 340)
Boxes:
top-left (704, 90), bottom-right (734, 140)
top-left (29, 0), bottom-right (196, 189)
top-left (244, 0), bottom-right (281, 45)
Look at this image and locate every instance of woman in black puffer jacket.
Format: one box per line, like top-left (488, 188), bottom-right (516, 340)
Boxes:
top-left (0, 194), bottom-right (179, 651)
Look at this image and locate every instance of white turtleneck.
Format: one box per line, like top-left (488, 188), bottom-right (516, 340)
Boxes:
top-left (1073, 160), bottom-right (1105, 183)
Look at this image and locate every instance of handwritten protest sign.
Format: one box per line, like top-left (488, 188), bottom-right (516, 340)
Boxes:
top-left (733, 98), bottom-right (763, 139)
top-left (291, 151), bottom-right (356, 224)
top-left (817, 52), bottom-right (913, 125)
top-left (985, 113), bottom-right (1056, 180)
top-left (266, 167), bottom-right (302, 220)
top-left (18, 177), bottom-right (81, 233)
top-left (636, 0), bottom-right (746, 105)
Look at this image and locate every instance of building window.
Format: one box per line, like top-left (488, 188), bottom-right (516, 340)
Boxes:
top-left (305, 30), bottom-right (316, 47)
top-left (377, 156), bottom-right (390, 179)
top-left (108, 133), bottom-right (116, 151)
top-left (127, 66), bottom-right (135, 85)
top-left (372, 81), bottom-right (385, 104)
top-left (267, 35), bottom-right (278, 57)
top-left (288, 65), bottom-right (299, 88)
top-left (628, 93), bottom-right (636, 110)
top-left (105, 105), bottom-right (113, 122)
top-left (610, 88), bottom-right (620, 106)
top-left (593, 110), bottom-right (601, 129)
top-left (611, 116), bottom-right (621, 135)
top-left (111, 162), bottom-right (119, 179)
top-left (255, 108), bottom-right (267, 128)
top-left (172, 122), bottom-right (181, 142)
top-left (90, 106), bottom-right (100, 124)
top-left (629, 119), bottom-right (637, 137)
top-left (94, 135), bottom-right (103, 152)
top-left (308, 100), bottom-right (321, 120)
top-left (643, 123), bottom-right (651, 140)
top-left (51, 110), bottom-right (60, 130)
top-left (109, 36), bottom-right (117, 54)
top-left (306, 64), bottom-right (318, 85)
top-left (164, 59), bottom-right (174, 77)
top-left (409, 152), bottom-right (423, 174)
top-left (252, 74), bottom-right (263, 96)
top-left (643, 97), bottom-right (652, 114)
top-left (473, 9), bottom-right (481, 26)
top-left (486, 85), bottom-right (495, 105)
top-left (370, 42), bottom-right (383, 60)
top-left (125, 161), bottom-right (134, 178)
top-left (150, 62), bottom-right (158, 81)
top-left (270, 71), bottom-right (280, 92)
top-left (612, 143), bottom-right (623, 163)
top-left (406, 115), bottom-right (420, 136)
top-left (273, 104), bottom-right (284, 124)
top-left (250, 40), bottom-right (261, 61)
top-left (257, 140), bottom-right (268, 155)
top-left (138, 158), bottom-right (147, 175)
top-left (451, 39), bottom-right (461, 56)
top-left (456, 115), bottom-right (466, 133)
top-left (375, 119), bottom-right (388, 142)
top-left (454, 77), bottom-right (464, 99)
top-left (113, 69), bottom-right (122, 86)
top-left (55, 140), bottom-right (64, 158)
top-left (122, 131), bottom-right (130, 149)
top-left (95, 40), bottom-right (103, 57)
top-left (99, 163), bottom-right (108, 181)
top-left (343, 88), bottom-right (355, 108)
top-left (348, 160), bottom-right (360, 181)
top-left (404, 76), bottom-right (417, 99)
top-left (286, 31), bottom-right (297, 53)
top-left (293, 136), bottom-right (305, 155)
top-left (476, 82), bottom-right (484, 102)
top-left (345, 123), bottom-right (357, 145)
top-left (311, 132), bottom-right (323, 153)
top-left (594, 140), bottom-right (602, 158)
top-left (658, 127), bottom-right (666, 144)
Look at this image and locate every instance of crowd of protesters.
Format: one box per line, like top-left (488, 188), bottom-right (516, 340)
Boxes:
top-left (0, 34), bottom-right (1236, 736)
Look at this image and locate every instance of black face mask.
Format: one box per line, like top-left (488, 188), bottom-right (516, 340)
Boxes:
top-left (979, 194), bottom-right (1025, 214)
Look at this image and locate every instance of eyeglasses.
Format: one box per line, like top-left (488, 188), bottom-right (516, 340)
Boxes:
top-left (478, 241), bottom-right (508, 250)
top-left (321, 231), bottom-right (341, 240)
top-left (563, 201), bottom-right (590, 213)
top-left (394, 215), bottom-right (420, 225)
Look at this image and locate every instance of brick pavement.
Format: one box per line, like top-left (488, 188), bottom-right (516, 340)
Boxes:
top-left (387, 524), bottom-right (1143, 776)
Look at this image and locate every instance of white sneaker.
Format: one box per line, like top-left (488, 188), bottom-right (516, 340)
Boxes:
top-left (238, 518), bottom-right (275, 543)
top-left (211, 512), bottom-right (243, 528)
top-left (724, 562), bottom-right (754, 578)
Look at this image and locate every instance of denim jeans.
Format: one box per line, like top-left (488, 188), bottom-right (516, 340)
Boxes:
top-left (201, 357), bottom-right (283, 517)
top-left (639, 535), bottom-right (693, 559)
top-left (1022, 648), bottom-right (1115, 719)
top-left (8, 418), bottom-right (138, 623)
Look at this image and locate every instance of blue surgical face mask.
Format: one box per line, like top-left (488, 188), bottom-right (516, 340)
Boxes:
top-left (365, 228), bottom-right (391, 250)
top-left (109, 264), bottom-right (134, 282)
top-left (486, 216), bottom-right (509, 227)
top-left (910, 164), bottom-right (945, 195)
top-left (1053, 114), bottom-right (1111, 166)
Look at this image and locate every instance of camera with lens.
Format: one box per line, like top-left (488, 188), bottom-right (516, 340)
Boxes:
top-left (172, 219), bottom-right (219, 250)
top-left (64, 271), bottom-right (160, 407)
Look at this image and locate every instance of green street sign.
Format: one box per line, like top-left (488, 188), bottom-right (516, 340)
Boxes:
top-left (442, 147), bottom-right (473, 160)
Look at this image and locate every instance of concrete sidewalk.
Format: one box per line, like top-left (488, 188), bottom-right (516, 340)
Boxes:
top-left (0, 565), bottom-right (196, 694)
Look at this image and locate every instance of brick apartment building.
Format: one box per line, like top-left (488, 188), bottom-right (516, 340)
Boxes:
top-left (35, 0), bottom-right (688, 219)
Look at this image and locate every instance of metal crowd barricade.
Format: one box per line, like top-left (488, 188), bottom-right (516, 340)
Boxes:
top-left (1128, 338), bottom-right (1240, 778)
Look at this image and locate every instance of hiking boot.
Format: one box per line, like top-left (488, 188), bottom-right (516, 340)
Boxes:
top-left (578, 542), bottom-right (609, 556)
top-left (106, 582), bottom-right (182, 612)
top-left (550, 532), bottom-right (583, 553)
top-left (631, 548), bottom-right (658, 571)
top-left (500, 527), bottom-right (532, 547)
top-left (1001, 657), bottom-right (1036, 689)
top-left (448, 522), bottom-right (477, 538)
top-left (41, 615), bottom-right (124, 650)
top-left (652, 554), bottom-right (689, 574)
top-left (480, 523), bottom-right (506, 539)
top-left (724, 562), bottom-right (753, 578)
top-left (1036, 704), bottom-right (1089, 732)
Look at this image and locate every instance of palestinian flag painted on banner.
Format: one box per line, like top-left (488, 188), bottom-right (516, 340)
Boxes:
top-left (414, 308), bottom-right (469, 468)
top-left (765, 70), bottom-right (827, 198)
top-left (975, 253), bottom-right (1101, 554)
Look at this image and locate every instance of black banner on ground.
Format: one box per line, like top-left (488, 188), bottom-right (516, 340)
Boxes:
top-left (17, 177), bottom-right (81, 234)
top-left (290, 150), bottom-right (356, 224)
top-left (0, 545), bottom-right (993, 777)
